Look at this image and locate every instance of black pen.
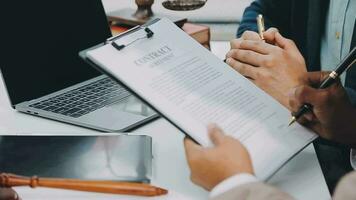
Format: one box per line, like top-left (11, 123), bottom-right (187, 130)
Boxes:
top-left (289, 47), bottom-right (356, 126)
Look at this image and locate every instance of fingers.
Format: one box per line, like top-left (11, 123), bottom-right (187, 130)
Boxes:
top-left (231, 29), bottom-right (268, 50)
top-left (231, 31), bottom-right (261, 50)
top-left (226, 49), bottom-right (264, 67)
top-left (208, 124), bottom-right (226, 146)
top-left (288, 87), bottom-right (303, 111)
top-left (263, 27), bottom-right (279, 44)
top-left (241, 30), bottom-right (261, 41)
top-left (0, 188), bottom-right (19, 200)
top-left (288, 85), bottom-right (328, 112)
top-left (230, 38), bottom-right (243, 49)
top-left (235, 28), bottom-right (279, 47)
top-left (226, 58), bottom-right (260, 79)
top-left (289, 71), bottom-right (340, 110)
top-left (296, 114), bottom-right (319, 129)
top-left (184, 137), bottom-right (203, 163)
top-left (238, 40), bottom-right (278, 55)
top-left (274, 32), bottom-right (298, 51)
top-left (184, 137), bottom-right (202, 153)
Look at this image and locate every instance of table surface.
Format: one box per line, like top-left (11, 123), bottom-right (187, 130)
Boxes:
top-left (0, 41), bottom-right (330, 200)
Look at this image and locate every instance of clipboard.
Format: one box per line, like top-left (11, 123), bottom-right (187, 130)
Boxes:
top-left (79, 18), bottom-right (160, 60)
top-left (79, 18), bottom-right (199, 143)
top-left (79, 18), bottom-right (318, 181)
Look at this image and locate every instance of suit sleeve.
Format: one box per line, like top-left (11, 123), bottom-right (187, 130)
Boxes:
top-left (211, 182), bottom-right (294, 200)
top-left (237, 0), bottom-right (293, 38)
top-left (333, 172), bottom-right (356, 200)
top-left (210, 173), bottom-right (259, 198)
top-left (345, 87), bottom-right (356, 107)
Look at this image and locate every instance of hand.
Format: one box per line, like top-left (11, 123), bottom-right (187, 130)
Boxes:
top-left (226, 31), bottom-right (307, 109)
top-left (288, 72), bottom-right (356, 147)
top-left (0, 188), bottom-right (20, 200)
top-left (229, 28), bottom-right (280, 51)
top-left (184, 124), bottom-right (253, 191)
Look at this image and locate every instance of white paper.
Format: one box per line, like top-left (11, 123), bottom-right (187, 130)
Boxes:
top-left (86, 18), bottom-right (317, 180)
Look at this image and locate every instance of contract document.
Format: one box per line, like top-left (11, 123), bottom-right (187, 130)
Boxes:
top-left (82, 18), bottom-right (317, 180)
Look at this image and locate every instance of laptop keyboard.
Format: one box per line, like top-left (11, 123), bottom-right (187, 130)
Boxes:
top-left (29, 77), bottom-right (131, 118)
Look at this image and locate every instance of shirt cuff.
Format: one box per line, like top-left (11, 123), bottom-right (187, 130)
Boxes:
top-left (209, 173), bottom-right (259, 199)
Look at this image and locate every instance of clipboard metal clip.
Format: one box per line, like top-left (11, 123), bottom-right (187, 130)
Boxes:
top-left (111, 28), bottom-right (154, 51)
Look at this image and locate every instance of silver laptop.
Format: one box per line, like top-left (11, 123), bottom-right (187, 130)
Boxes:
top-left (0, 0), bottom-right (158, 131)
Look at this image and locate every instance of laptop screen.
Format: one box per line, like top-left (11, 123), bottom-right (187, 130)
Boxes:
top-left (0, 0), bottom-right (112, 105)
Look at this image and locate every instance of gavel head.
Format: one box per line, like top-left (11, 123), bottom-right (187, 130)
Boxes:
top-left (133, 0), bottom-right (208, 20)
top-left (162, 0), bottom-right (207, 11)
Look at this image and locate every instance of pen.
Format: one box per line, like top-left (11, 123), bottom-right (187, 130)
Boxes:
top-left (289, 47), bottom-right (356, 126)
top-left (257, 14), bottom-right (265, 40)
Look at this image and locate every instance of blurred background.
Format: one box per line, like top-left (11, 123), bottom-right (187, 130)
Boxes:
top-left (102, 0), bottom-right (253, 41)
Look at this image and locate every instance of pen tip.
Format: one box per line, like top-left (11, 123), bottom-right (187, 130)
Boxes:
top-left (288, 117), bottom-right (296, 127)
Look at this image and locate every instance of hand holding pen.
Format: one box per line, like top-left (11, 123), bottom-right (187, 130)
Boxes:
top-left (289, 47), bottom-right (356, 126)
top-left (288, 70), bottom-right (356, 146)
top-left (227, 14), bottom-right (307, 109)
top-left (255, 15), bottom-right (356, 126)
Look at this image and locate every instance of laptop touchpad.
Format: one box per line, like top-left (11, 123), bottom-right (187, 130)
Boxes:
top-left (79, 96), bottom-right (157, 130)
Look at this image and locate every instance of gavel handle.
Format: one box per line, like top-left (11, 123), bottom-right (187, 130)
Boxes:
top-left (0, 173), bottom-right (167, 197)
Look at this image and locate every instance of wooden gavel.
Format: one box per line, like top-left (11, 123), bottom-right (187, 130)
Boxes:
top-left (0, 173), bottom-right (168, 197)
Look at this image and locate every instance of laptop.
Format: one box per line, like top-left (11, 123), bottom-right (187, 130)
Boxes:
top-left (0, 0), bottom-right (158, 131)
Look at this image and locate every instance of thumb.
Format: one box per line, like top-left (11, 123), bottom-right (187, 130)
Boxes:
top-left (288, 71), bottom-right (338, 113)
top-left (208, 124), bottom-right (226, 146)
top-left (288, 84), bottom-right (328, 113)
top-left (184, 137), bottom-right (203, 157)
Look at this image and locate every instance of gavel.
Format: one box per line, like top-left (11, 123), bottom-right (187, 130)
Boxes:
top-left (0, 173), bottom-right (167, 197)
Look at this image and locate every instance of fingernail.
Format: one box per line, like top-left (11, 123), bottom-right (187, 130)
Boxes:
top-left (226, 51), bottom-right (232, 57)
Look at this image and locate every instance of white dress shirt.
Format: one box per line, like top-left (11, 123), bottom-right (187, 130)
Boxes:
top-left (320, 0), bottom-right (355, 83)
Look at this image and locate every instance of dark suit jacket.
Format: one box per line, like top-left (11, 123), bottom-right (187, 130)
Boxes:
top-left (237, 0), bottom-right (356, 193)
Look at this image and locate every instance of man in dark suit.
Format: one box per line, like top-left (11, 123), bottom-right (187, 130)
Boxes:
top-left (225, 0), bottom-right (356, 192)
